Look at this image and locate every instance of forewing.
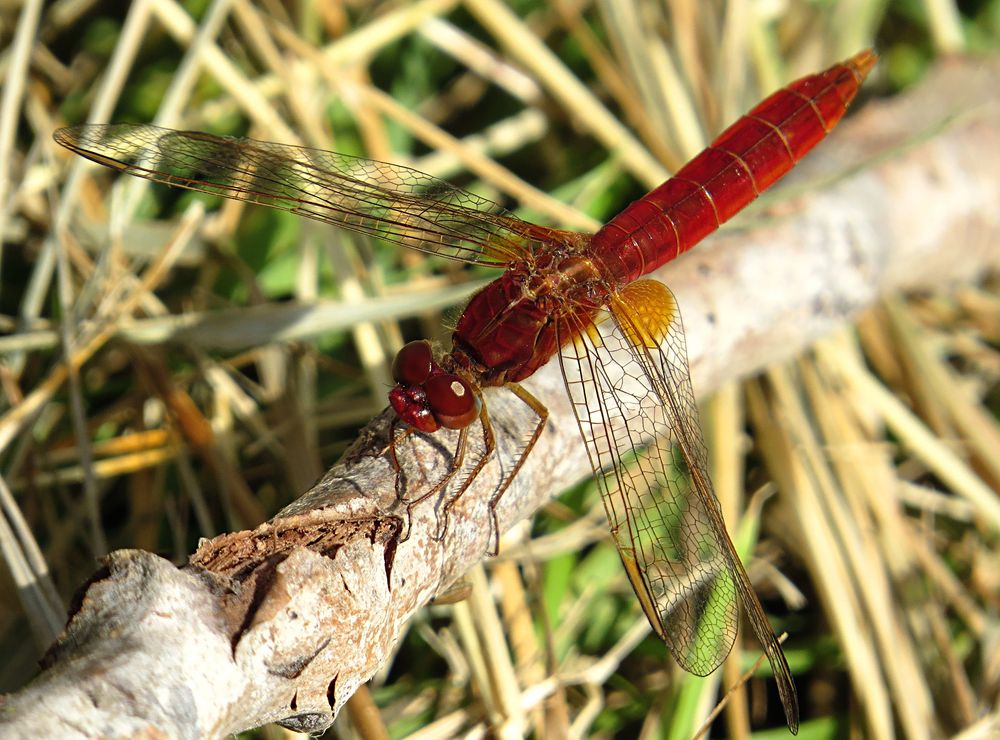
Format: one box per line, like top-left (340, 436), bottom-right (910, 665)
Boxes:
top-left (54, 123), bottom-right (578, 267)
top-left (557, 279), bottom-right (797, 729)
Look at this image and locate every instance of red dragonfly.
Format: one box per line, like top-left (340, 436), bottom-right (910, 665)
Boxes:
top-left (55, 50), bottom-right (876, 733)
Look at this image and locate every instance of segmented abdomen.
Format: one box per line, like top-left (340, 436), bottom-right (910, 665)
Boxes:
top-left (590, 50), bottom-right (875, 285)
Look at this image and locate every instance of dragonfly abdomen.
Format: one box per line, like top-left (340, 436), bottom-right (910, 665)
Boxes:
top-left (589, 50), bottom-right (876, 285)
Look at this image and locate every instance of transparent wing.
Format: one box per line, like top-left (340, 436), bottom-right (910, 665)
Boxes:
top-left (557, 279), bottom-right (797, 731)
top-left (54, 123), bottom-right (580, 267)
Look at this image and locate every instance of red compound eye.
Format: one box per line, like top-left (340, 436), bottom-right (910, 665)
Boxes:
top-left (392, 340), bottom-right (434, 386)
top-left (425, 374), bottom-right (479, 429)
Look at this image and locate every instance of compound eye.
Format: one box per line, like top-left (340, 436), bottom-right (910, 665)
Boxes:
top-left (392, 340), bottom-right (434, 386)
top-left (425, 374), bottom-right (479, 429)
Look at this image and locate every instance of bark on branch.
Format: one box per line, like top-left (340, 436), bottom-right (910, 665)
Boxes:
top-left (3, 57), bottom-right (998, 738)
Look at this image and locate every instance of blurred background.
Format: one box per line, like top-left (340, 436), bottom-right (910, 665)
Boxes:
top-left (1, 0), bottom-right (998, 737)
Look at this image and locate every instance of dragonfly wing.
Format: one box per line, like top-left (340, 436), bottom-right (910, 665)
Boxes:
top-left (54, 124), bottom-right (581, 267)
top-left (558, 278), bottom-right (797, 730)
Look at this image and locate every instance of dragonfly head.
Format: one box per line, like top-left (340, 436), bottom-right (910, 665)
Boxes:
top-left (389, 341), bottom-right (480, 433)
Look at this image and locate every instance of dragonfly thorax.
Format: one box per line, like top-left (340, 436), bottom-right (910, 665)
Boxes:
top-left (450, 257), bottom-right (607, 386)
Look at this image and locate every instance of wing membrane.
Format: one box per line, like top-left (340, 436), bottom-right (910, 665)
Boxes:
top-left (557, 282), bottom-right (797, 731)
top-left (54, 124), bottom-right (579, 267)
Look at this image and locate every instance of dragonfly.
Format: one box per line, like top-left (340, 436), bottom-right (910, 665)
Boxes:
top-left (54, 50), bottom-right (876, 734)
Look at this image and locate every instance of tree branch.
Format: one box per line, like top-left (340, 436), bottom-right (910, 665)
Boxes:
top-left (3, 56), bottom-right (998, 738)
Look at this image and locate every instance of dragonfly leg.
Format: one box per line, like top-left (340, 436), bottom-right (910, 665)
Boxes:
top-left (394, 424), bottom-right (470, 543)
top-left (386, 416), bottom-right (417, 502)
top-left (392, 381), bottom-right (547, 550)
top-left (385, 416), bottom-right (416, 455)
top-left (386, 417), bottom-right (409, 535)
top-left (427, 425), bottom-right (472, 542)
top-left (435, 396), bottom-right (496, 541)
top-left (483, 382), bottom-right (548, 556)
top-left (438, 383), bottom-right (549, 555)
